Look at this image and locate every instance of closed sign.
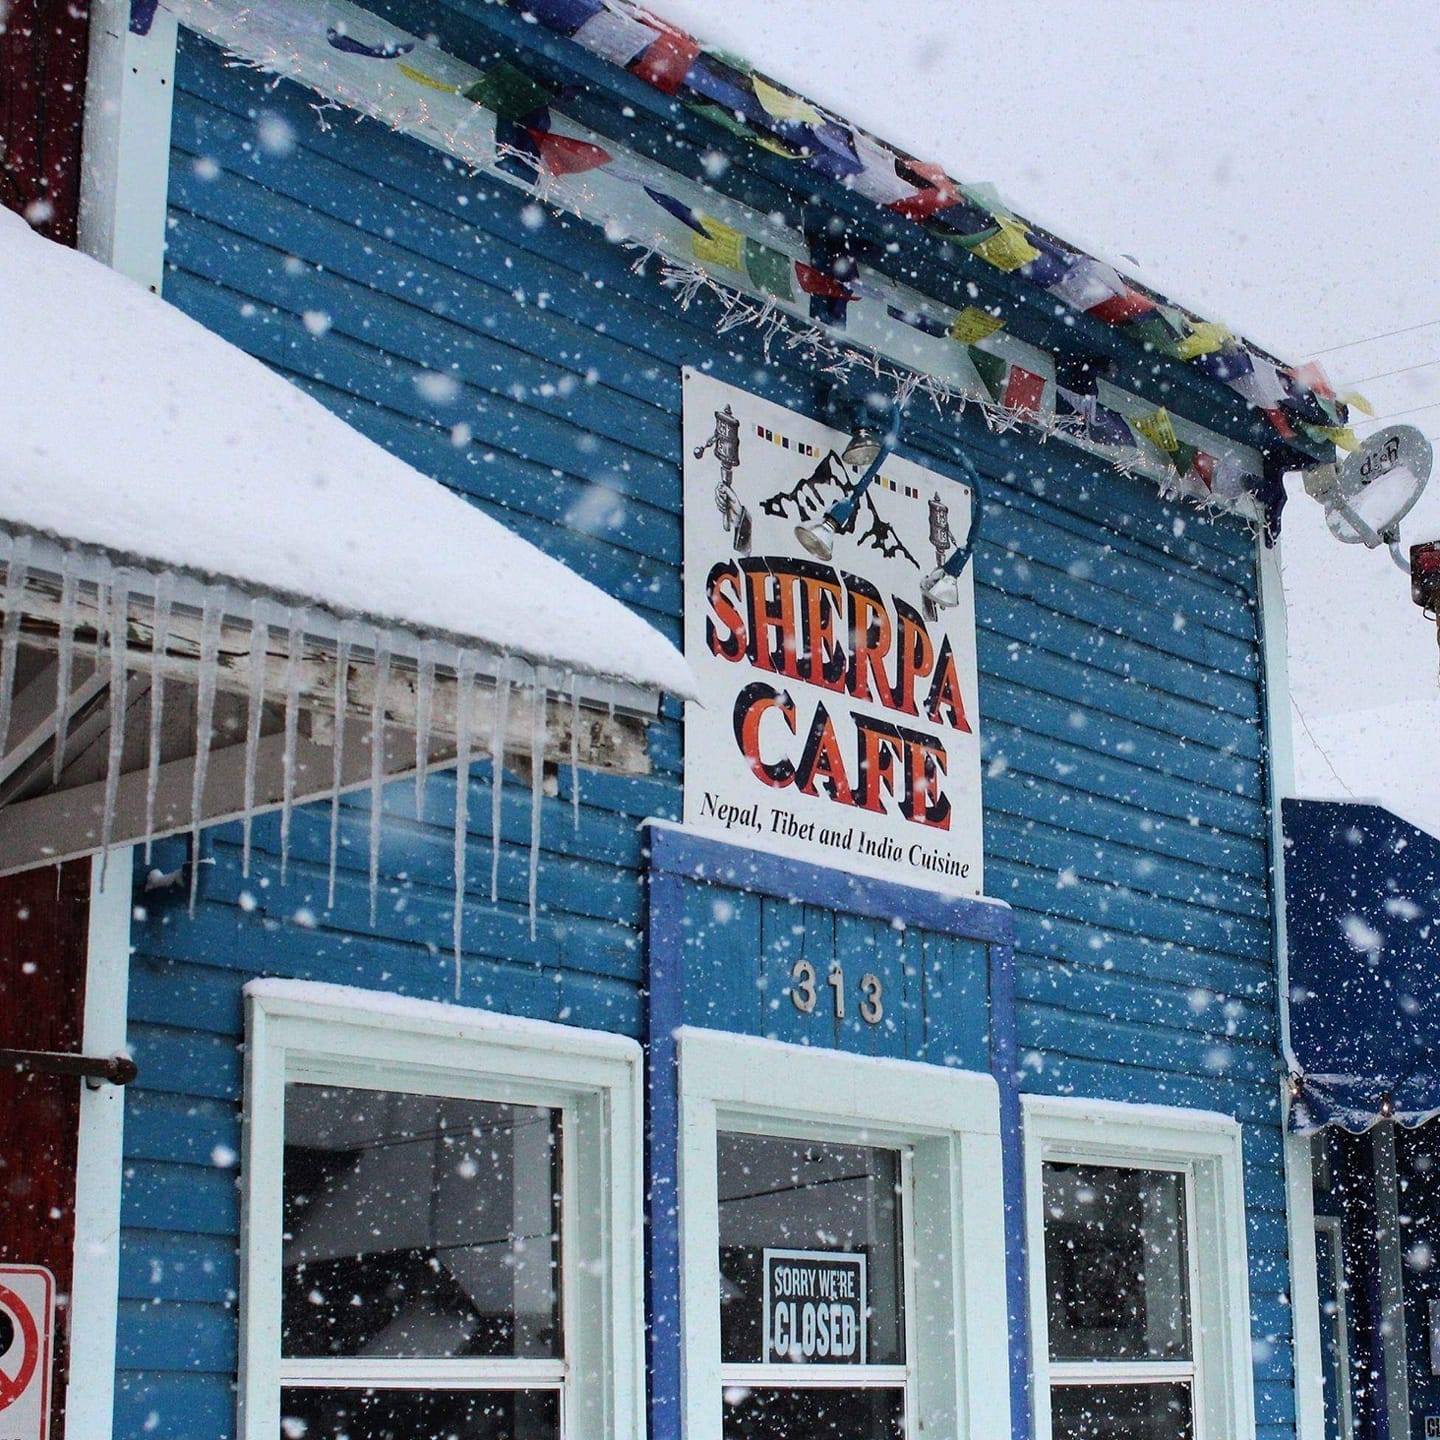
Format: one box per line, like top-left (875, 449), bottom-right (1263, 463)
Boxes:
top-left (762, 1249), bottom-right (867, 1364)
top-left (0, 1265), bottom-right (54, 1440)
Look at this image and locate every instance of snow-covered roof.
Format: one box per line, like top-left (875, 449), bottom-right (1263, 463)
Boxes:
top-left (0, 208), bottom-right (693, 700)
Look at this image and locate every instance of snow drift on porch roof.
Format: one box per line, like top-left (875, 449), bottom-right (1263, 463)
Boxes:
top-left (0, 207), bottom-right (692, 701)
top-left (0, 207), bottom-right (693, 966)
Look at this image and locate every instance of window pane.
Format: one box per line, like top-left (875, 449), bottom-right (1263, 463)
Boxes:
top-left (717, 1132), bottom-right (905, 1365)
top-left (722, 1385), bottom-right (905, 1439)
top-left (279, 1386), bottom-right (559, 1440)
top-left (282, 1084), bottom-right (561, 1359)
top-left (1050, 1381), bottom-right (1194, 1440)
top-left (1042, 1163), bottom-right (1190, 1361)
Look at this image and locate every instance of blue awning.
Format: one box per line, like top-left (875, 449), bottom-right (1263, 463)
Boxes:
top-left (1284, 799), bottom-right (1440, 1134)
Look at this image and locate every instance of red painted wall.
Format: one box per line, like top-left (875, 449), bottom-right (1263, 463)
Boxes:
top-left (0, 0), bottom-right (93, 245)
top-left (0, 860), bottom-right (92, 1440)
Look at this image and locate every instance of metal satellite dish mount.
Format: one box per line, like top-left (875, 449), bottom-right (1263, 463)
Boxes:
top-left (1305, 424), bottom-right (1433, 572)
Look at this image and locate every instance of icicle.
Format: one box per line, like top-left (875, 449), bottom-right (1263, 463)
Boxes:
top-left (188, 589), bottom-right (224, 916)
top-left (528, 674), bottom-right (546, 941)
top-left (51, 552), bottom-right (78, 788)
top-left (0, 534), bottom-right (33, 753)
top-left (278, 610), bottom-right (305, 882)
top-left (142, 572), bottom-right (173, 861)
top-left (327, 629), bottom-right (351, 911)
top-left (451, 651), bottom-right (477, 997)
top-left (413, 641), bottom-right (435, 822)
top-left (98, 570), bottom-right (131, 889)
top-left (241, 600), bottom-right (268, 878)
top-left (568, 671), bottom-right (581, 834)
top-left (489, 656), bottom-right (512, 903)
top-left (368, 632), bottom-right (391, 927)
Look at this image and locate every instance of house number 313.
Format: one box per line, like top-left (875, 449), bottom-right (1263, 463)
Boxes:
top-left (790, 961), bottom-right (883, 1025)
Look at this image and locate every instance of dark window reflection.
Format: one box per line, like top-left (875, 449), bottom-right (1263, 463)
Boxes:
top-left (1042, 1163), bottom-right (1190, 1362)
top-left (1050, 1381), bottom-right (1194, 1440)
top-left (282, 1085), bottom-right (561, 1359)
top-left (722, 1385), bottom-right (905, 1439)
top-left (279, 1386), bottom-right (559, 1440)
top-left (717, 1132), bottom-right (905, 1366)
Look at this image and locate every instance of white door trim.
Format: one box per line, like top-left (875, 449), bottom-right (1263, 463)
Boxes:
top-left (77, 0), bottom-right (178, 288)
top-left (63, 850), bottom-right (134, 1440)
top-left (1258, 534), bottom-right (1326, 1440)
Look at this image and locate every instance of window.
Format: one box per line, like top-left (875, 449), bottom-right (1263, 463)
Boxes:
top-left (1024, 1097), bottom-right (1255, 1440)
top-left (677, 1027), bottom-right (1012, 1440)
top-left (1042, 1161), bottom-right (1196, 1438)
top-left (239, 981), bottom-right (644, 1440)
top-left (717, 1132), bottom-right (911, 1436)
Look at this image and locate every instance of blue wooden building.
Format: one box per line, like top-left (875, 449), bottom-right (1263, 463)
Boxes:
top-left (0, 2), bottom-right (1357, 1439)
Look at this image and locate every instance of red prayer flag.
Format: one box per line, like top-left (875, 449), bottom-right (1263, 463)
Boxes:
top-left (794, 261), bottom-right (854, 300)
top-left (526, 129), bottom-right (613, 175)
top-left (1262, 406), bottom-right (1296, 440)
top-left (885, 160), bottom-right (959, 222)
top-left (630, 27), bottom-right (700, 93)
top-left (1003, 364), bottom-right (1046, 417)
top-left (1086, 287), bottom-right (1156, 327)
top-left (1292, 360), bottom-right (1336, 399)
top-left (1191, 451), bottom-right (1216, 490)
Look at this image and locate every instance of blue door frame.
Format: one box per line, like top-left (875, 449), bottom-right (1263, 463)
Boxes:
top-left (642, 820), bottom-right (1029, 1440)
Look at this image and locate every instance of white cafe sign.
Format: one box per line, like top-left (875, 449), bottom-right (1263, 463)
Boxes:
top-left (682, 370), bottom-right (983, 896)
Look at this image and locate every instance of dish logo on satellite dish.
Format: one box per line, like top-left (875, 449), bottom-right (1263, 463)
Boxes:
top-left (1359, 431), bottom-right (1405, 482)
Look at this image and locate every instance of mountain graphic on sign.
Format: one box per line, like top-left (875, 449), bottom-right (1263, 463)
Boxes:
top-left (760, 451), bottom-right (919, 567)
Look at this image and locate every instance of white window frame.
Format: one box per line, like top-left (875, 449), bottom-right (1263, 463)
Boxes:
top-left (1024, 1095), bottom-right (1256, 1440)
top-left (676, 1027), bottom-right (1012, 1440)
top-left (238, 979), bottom-right (645, 1440)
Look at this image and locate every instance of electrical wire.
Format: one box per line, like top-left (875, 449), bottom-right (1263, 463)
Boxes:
top-left (1307, 318), bottom-right (1440, 358)
top-left (1290, 697), bottom-right (1356, 800)
top-left (1338, 357), bottom-right (1440, 389)
top-left (1352, 397), bottom-right (1440, 427)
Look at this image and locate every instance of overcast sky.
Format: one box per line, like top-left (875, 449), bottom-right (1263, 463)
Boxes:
top-left (661, 0), bottom-right (1440, 830)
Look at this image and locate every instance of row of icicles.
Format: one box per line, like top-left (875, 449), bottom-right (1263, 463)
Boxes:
top-left (0, 539), bottom-right (586, 996)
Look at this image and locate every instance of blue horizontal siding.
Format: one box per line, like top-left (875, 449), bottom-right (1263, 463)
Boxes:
top-left (113, 24), bottom-right (1290, 1440)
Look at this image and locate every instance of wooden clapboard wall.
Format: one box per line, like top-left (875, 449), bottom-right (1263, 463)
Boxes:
top-left (115, 18), bottom-right (1287, 1440)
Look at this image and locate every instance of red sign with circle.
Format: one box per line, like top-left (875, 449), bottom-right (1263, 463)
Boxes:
top-left (0, 1265), bottom-right (54, 1437)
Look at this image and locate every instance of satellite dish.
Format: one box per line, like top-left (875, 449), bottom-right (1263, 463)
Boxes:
top-left (1323, 424), bottom-right (1433, 548)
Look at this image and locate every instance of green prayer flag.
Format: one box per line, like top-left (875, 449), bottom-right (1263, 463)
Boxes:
top-left (744, 238), bottom-right (794, 301)
top-left (686, 100), bottom-right (754, 141)
top-left (462, 62), bottom-right (555, 121)
top-left (967, 346), bottom-right (1009, 404)
top-left (1171, 439), bottom-right (1198, 476)
top-left (1126, 310), bottom-right (1185, 356)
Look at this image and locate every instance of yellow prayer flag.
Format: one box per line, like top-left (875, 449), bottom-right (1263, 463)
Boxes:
top-left (969, 217), bottom-right (1040, 273)
top-left (1338, 389), bottom-right (1375, 417)
top-left (397, 62), bottom-right (461, 94)
top-left (948, 307), bottom-right (1005, 344)
top-left (751, 134), bottom-right (802, 159)
top-left (753, 75), bottom-right (823, 126)
top-left (1173, 321), bottom-right (1231, 360)
top-left (692, 217), bottom-right (745, 272)
top-left (1133, 406), bottom-right (1178, 454)
top-left (1321, 425), bottom-right (1361, 453)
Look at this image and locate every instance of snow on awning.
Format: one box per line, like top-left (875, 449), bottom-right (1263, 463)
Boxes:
top-left (0, 209), bottom-right (692, 938)
top-left (0, 208), bottom-right (690, 698)
top-left (1283, 799), bottom-right (1440, 1134)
